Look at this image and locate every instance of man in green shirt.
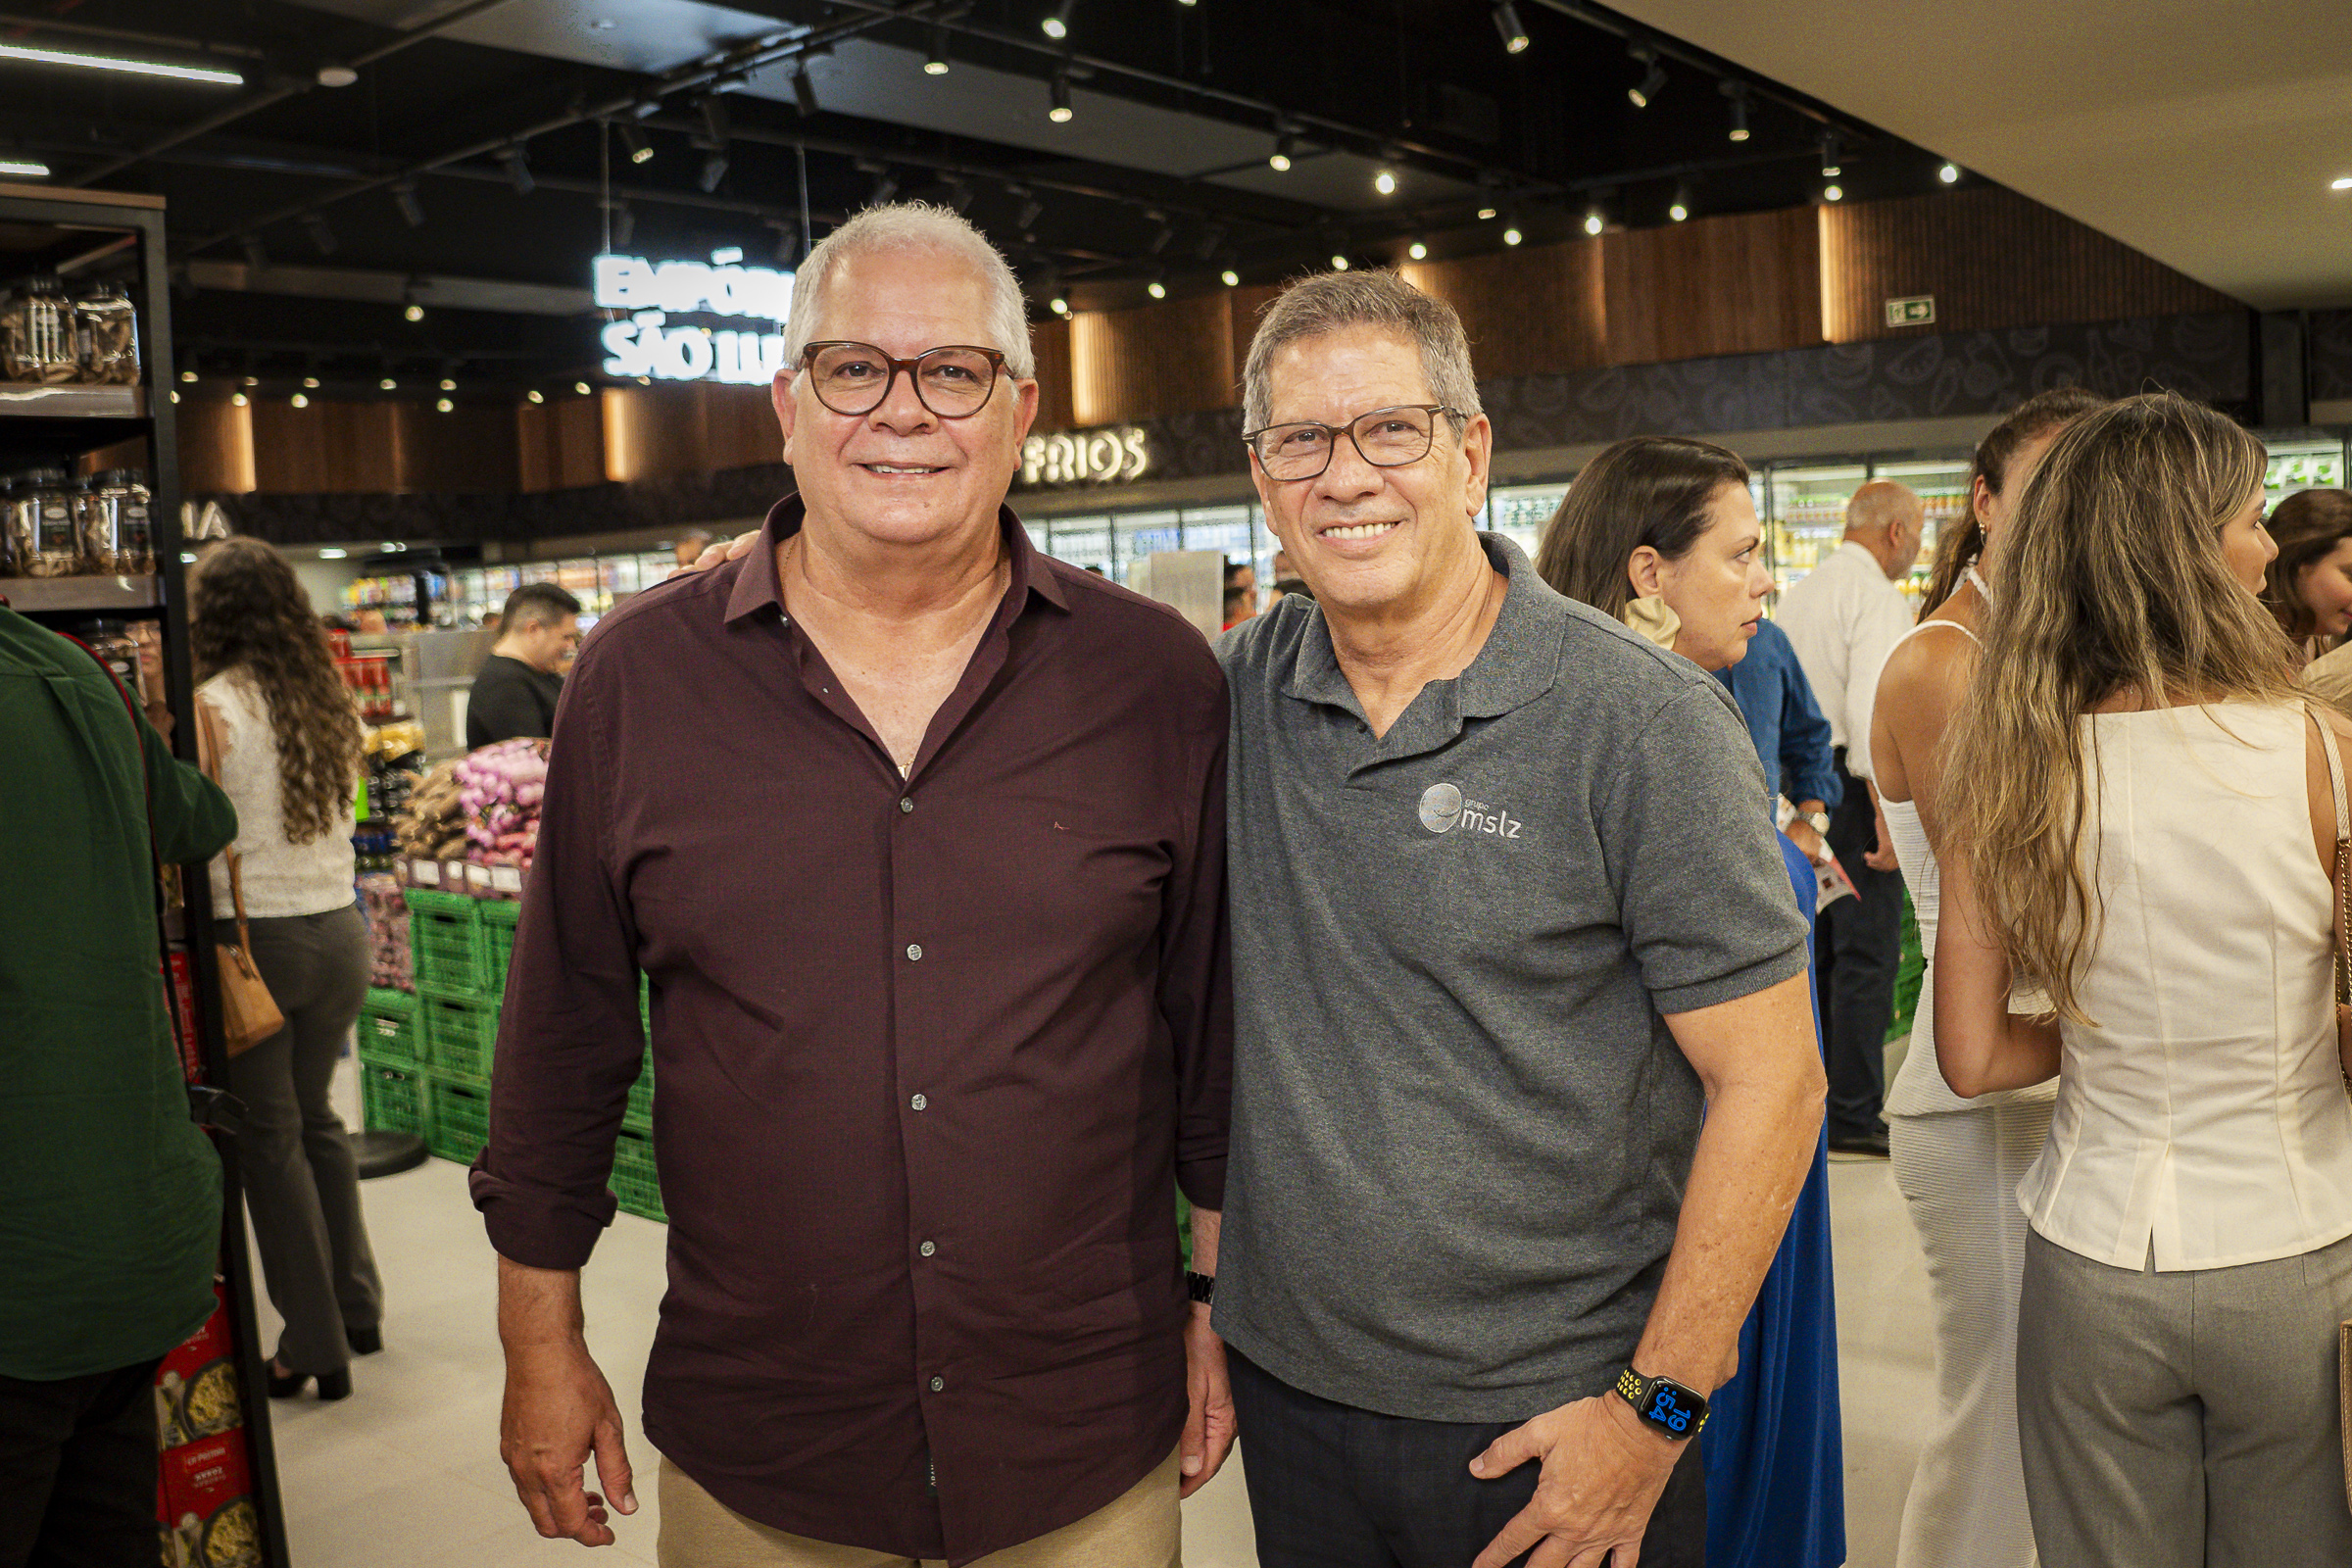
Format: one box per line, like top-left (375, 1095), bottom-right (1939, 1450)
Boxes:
top-left (0, 601), bottom-right (236, 1564)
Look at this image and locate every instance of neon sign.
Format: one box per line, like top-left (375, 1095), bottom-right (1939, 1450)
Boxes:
top-left (1020, 426), bottom-right (1152, 486)
top-left (592, 252), bottom-right (794, 386)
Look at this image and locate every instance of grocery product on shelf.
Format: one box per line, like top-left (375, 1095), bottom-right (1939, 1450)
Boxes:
top-left (0, 275), bottom-right (78, 383)
top-left (77, 469), bottom-right (153, 574)
top-left (454, 738), bottom-right (546, 874)
top-left (391, 759), bottom-right (468, 861)
top-left (359, 873), bottom-right (413, 991)
top-left (72, 280), bottom-right (139, 384)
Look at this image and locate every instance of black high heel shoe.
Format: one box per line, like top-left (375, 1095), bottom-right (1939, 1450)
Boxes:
top-left (267, 1364), bottom-right (353, 1401)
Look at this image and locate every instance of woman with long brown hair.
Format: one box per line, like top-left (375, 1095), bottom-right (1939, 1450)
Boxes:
top-left (1936, 393), bottom-right (2352, 1564)
top-left (1865, 384), bottom-right (2100, 1568)
top-left (192, 537), bottom-right (380, 1402)
top-left (2262, 487), bottom-right (2352, 662)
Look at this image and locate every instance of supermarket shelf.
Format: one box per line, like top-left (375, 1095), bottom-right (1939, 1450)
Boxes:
top-left (3, 572), bottom-right (162, 612)
top-left (0, 383), bottom-right (145, 418)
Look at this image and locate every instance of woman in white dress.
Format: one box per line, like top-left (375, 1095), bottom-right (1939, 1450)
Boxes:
top-left (1936, 391), bottom-right (2352, 1565)
top-left (1867, 386), bottom-right (2100, 1568)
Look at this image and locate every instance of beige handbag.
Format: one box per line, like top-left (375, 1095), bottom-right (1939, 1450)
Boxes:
top-left (197, 699), bottom-right (283, 1057)
top-left (2310, 705), bottom-right (2352, 1513)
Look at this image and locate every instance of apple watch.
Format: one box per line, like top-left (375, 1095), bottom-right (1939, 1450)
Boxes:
top-left (1614, 1367), bottom-right (1709, 1440)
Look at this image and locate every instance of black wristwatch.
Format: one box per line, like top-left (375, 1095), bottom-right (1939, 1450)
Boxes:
top-left (1614, 1367), bottom-right (1708, 1440)
top-left (1186, 1270), bottom-right (1215, 1305)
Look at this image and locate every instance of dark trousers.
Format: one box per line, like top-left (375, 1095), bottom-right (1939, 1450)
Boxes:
top-left (1229, 1351), bottom-right (1706, 1568)
top-left (1816, 747), bottom-right (1900, 1142)
top-left (0, 1361), bottom-right (161, 1568)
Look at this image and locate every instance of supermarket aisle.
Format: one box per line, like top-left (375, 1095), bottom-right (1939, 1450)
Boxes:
top-left (251, 1065), bottom-right (1931, 1566)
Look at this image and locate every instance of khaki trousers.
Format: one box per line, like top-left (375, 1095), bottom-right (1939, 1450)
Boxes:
top-left (656, 1448), bottom-right (1182, 1568)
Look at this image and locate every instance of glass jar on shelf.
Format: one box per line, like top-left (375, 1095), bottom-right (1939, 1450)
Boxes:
top-left (17, 469), bottom-right (81, 576)
top-left (1, 277), bottom-right (80, 384)
top-left (72, 281), bottom-right (139, 385)
top-left (78, 468), bottom-right (153, 575)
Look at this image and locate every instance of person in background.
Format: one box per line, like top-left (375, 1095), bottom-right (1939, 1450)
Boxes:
top-left (1709, 612), bottom-right (1840, 863)
top-left (672, 531), bottom-right (715, 570)
top-left (1868, 384), bottom-right (2099, 1568)
top-left (1538, 434), bottom-right (1846, 1568)
top-left (0, 601), bottom-right (236, 1565)
top-left (480, 203), bottom-right (1233, 1567)
top-left (1935, 391), bottom-right (2352, 1567)
top-left (1217, 270), bottom-right (1822, 1568)
top-left (466, 582), bottom-right (579, 749)
top-left (1222, 583), bottom-right (1257, 630)
top-left (1773, 479), bottom-right (1923, 1157)
top-left (190, 538), bottom-right (383, 1403)
top-left (2265, 489), bottom-right (2352, 702)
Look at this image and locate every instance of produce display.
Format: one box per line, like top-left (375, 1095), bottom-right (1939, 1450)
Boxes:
top-left (453, 737), bottom-right (547, 875)
top-left (390, 759), bottom-right (467, 862)
top-left (359, 874), bottom-right (411, 991)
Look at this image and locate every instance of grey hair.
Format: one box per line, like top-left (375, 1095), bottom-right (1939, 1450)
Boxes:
top-left (785, 201), bottom-right (1035, 379)
top-left (1243, 269), bottom-right (1483, 433)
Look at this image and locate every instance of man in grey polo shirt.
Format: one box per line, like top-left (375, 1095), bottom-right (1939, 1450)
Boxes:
top-left (1212, 270), bottom-right (1825, 1568)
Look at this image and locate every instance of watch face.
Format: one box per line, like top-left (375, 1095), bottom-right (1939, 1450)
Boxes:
top-left (1643, 1384), bottom-right (1699, 1436)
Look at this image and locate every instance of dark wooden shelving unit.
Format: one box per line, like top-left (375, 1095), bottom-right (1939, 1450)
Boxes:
top-left (0, 180), bottom-right (291, 1568)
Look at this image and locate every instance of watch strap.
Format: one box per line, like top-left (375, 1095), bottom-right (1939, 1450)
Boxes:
top-left (1186, 1270), bottom-right (1215, 1305)
top-left (1613, 1366), bottom-right (1709, 1439)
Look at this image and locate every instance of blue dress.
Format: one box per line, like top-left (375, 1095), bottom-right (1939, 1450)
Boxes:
top-left (1703, 833), bottom-right (1845, 1568)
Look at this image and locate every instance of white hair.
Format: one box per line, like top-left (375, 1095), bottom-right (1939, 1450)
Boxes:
top-left (785, 201), bottom-right (1035, 379)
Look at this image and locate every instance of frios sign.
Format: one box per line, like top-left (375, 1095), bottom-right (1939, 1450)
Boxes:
top-left (594, 253), bottom-right (795, 386)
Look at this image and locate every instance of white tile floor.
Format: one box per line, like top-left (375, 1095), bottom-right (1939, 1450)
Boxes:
top-left (253, 1059), bottom-right (1934, 1566)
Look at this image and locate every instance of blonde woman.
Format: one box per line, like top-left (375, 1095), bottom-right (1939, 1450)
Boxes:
top-left (1936, 392), bottom-right (2352, 1564)
top-left (1866, 385), bottom-right (2100, 1568)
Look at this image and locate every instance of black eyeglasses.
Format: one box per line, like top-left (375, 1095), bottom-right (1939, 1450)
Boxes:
top-left (1242, 404), bottom-right (1466, 481)
top-left (798, 341), bottom-right (1008, 418)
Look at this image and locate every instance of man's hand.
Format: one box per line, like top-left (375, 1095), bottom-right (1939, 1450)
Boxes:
top-left (675, 529), bottom-right (760, 576)
top-left (1785, 820), bottom-right (1825, 863)
top-left (500, 1338), bottom-right (637, 1545)
top-left (1468, 1394), bottom-right (1682, 1568)
top-left (1179, 1303), bottom-right (1236, 1499)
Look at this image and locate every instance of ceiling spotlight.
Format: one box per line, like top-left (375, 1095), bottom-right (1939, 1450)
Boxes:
top-left (619, 122), bottom-right (653, 165)
top-left (1939, 162), bottom-right (1961, 184)
top-left (1583, 208), bottom-right (1604, 236)
top-left (379, 376), bottom-right (397, 390)
top-left (1048, 69), bottom-right (1073, 123)
top-left (1627, 48), bottom-right (1665, 109)
top-left (404, 303), bottom-right (424, 322)
top-left (1147, 275), bottom-right (1167, 300)
top-left (1269, 130), bottom-right (1296, 172)
top-left (791, 66), bottom-right (817, 118)
top-left (1477, 205), bottom-right (1497, 220)
top-left (1723, 81), bottom-right (1750, 142)
top-left (1668, 189), bottom-right (1690, 222)
top-left (1407, 240), bottom-right (1427, 260)
top-left (700, 149), bottom-right (729, 191)
top-left (439, 377), bottom-right (457, 391)
top-left (179, 369), bottom-right (197, 383)
top-left (1331, 254), bottom-right (1349, 271)
top-left (501, 144), bottom-right (534, 196)
top-left (1374, 170), bottom-right (1396, 196)
top-left (527, 389), bottom-right (545, 404)
top-left (317, 64), bottom-right (358, 87)
top-left (924, 26), bottom-right (950, 74)
top-left (290, 392), bottom-right (309, 408)
top-left (1220, 269), bottom-right (1240, 287)
top-left (1823, 183), bottom-right (1843, 202)
top-left (436, 397), bottom-right (454, 413)
top-left (1502, 222), bottom-right (1522, 246)
top-left (1819, 132), bottom-right (1842, 178)
top-left (229, 392), bottom-right (248, 407)
top-left (575, 380), bottom-right (593, 395)
top-left (168, 388), bottom-right (178, 403)
top-left (242, 375), bottom-right (258, 387)
top-left (302, 375), bottom-right (320, 388)
top-left (1050, 293), bottom-right (1069, 316)
top-left (1493, 0), bottom-right (1530, 54)
top-left (304, 213), bottom-right (337, 255)
top-left (393, 179), bottom-right (424, 226)
top-left (1043, 0), bottom-right (1075, 40)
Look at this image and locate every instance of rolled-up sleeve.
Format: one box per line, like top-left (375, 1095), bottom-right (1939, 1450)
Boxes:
top-left (1158, 661), bottom-right (1232, 1211)
top-left (469, 644), bottom-right (645, 1269)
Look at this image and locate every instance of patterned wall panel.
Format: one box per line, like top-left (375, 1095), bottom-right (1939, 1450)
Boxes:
top-left (1069, 291), bottom-right (1237, 425)
top-left (1819, 187), bottom-right (2240, 344)
top-left (1402, 240), bottom-right (1607, 380)
top-left (1602, 208), bottom-right (1823, 365)
top-left (1029, 315), bottom-right (1075, 433)
top-left (2310, 310), bottom-right (2352, 403)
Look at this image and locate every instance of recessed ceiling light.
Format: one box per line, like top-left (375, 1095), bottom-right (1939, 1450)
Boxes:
top-left (1407, 241), bottom-right (1427, 260)
top-left (1147, 279), bottom-right (1166, 299)
top-left (1669, 199), bottom-right (1690, 222)
top-left (1220, 270), bottom-right (1239, 287)
top-left (1374, 170), bottom-right (1396, 196)
top-left (1331, 254), bottom-right (1348, 270)
top-left (1938, 163), bottom-right (1960, 184)
top-left (1824, 183), bottom-right (1843, 202)
top-left (1583, 211), bottom-right (1604, 236)
top-left (1502, 225), bottom-right (1522, 246)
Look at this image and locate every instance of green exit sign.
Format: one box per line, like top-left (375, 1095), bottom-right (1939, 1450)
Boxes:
top-left (1886, 295), bottom-right (1936, 326)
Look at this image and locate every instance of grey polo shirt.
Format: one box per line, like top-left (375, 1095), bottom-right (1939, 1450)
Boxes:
top-left (1213, 533), bottom-right (1810, 1423)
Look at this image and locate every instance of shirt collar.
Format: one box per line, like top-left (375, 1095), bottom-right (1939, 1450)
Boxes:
top-left (724, 493), bottom-right (1070, 625)
top-left (1280, 531), bottom-right (1564, 721)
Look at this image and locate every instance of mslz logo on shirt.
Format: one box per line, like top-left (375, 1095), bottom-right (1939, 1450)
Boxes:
top-left (1418, 782), bottom-right (1522, 838)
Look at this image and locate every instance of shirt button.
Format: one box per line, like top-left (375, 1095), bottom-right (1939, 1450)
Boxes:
top-left (919, 1241), bottom-right (936, 1257)
top-left (910, 1093), bottom-right (927, 1111)
top-left (906, 943), bottom-right (923, 961)
top-left (928, 1375), bottom-right (945, 1393)
top-left (900, 797), bottom-right (914, 813)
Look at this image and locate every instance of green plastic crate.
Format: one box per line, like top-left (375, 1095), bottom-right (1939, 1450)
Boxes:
top-left (357, 987), bottom-right (418, 1064)
top-left (611, 1128), bottom-right (663, 1222)
top-left (622, 1052), bottom-right (654, 1133)
top-left (407, 888), bottom-right (489, 997)
top-left (419, 989), bottom-right (497, 1084)
top-left (480, 899), bottom-right (520, 999)
top-left (426, 1079), bottom-right (489, 1165)
top-left (359, 1056), bottom-right (428, 1138)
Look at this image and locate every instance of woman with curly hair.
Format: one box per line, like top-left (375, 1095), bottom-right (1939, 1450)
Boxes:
top-left (192, 537), bottom-right (380, 1402)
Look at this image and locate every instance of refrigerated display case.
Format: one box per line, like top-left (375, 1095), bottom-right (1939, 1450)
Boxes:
top-left (2268, 439), bottom-right (2345, 502)
top-left (1485, 483), bottom-right (1569, 561)
top-left (1110, 511), bottom-right (1182, 587)
top-left (1872, 458), bottom-right (1971, 610)
top-left (1764, 465), bottom-right (1868, 594)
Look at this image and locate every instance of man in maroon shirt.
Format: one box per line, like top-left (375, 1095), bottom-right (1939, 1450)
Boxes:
top-left (471, 204), bottom-right (1234, 1566)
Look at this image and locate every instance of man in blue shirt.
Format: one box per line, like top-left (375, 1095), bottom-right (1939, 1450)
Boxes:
top-left (1715, 616), bottom-right (1839, 861)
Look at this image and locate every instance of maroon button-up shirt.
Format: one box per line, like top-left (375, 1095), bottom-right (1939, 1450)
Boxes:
top-left (470, 497), bottom-right (1232, 1563)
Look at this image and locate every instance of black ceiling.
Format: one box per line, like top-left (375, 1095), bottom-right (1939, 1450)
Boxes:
top-left (0, 0), bottom-right (1969, 393)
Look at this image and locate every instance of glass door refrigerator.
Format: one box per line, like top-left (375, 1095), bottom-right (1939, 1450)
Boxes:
top-left (2266, 438), bottom-right (2346, 503)
top-left (1763, 464), bottom-right (1868, 595)
top-left (1872, 457), bottom-right (1972, 613)
top-left (1484, 482), bottom-right (1570, 563)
